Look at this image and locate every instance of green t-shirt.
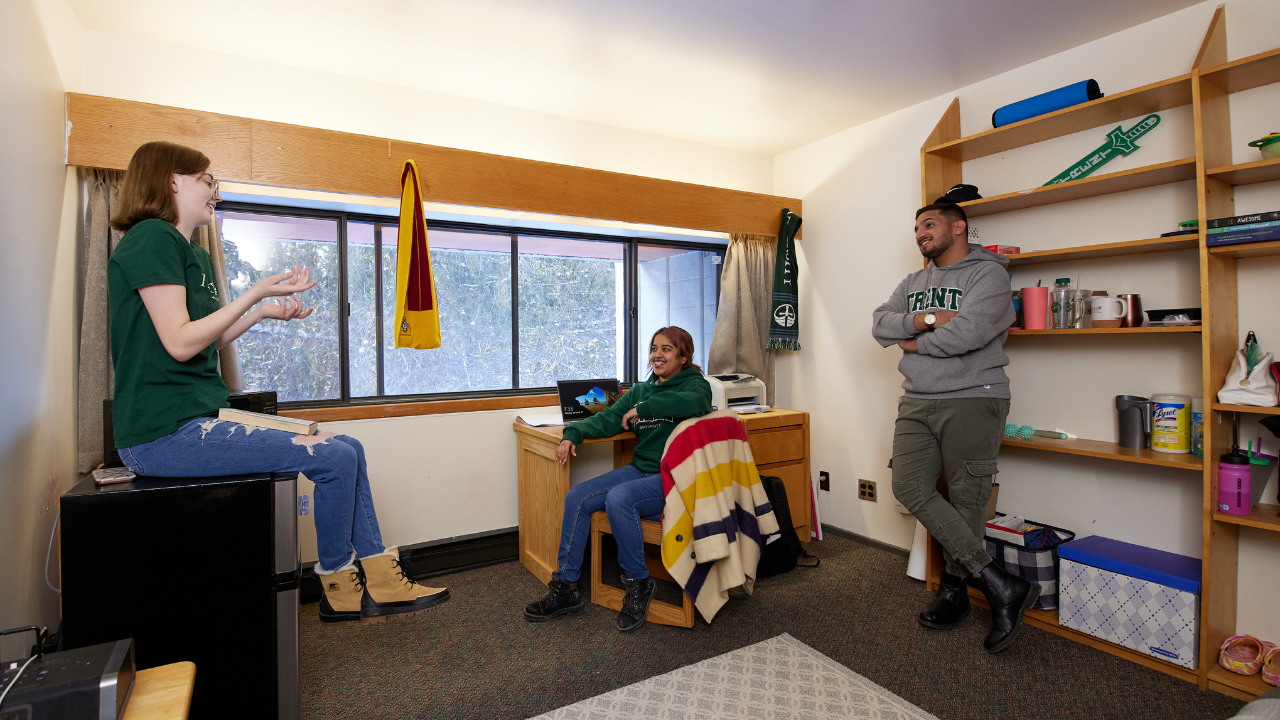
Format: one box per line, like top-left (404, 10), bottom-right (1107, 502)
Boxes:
top-left (108, 218), bottom-right (229, 448)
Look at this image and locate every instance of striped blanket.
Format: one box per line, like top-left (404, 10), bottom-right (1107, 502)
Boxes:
top-left (659, 410), bottom-right (780, 623)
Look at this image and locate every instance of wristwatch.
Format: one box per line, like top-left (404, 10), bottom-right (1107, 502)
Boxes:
top-left (924, 313), bottom-right (937, 329)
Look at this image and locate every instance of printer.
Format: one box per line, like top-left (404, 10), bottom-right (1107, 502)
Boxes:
top-left (706, 373), bottom-right (769, 414)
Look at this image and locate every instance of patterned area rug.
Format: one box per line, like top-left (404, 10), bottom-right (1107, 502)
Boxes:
top-left (527, 633), bottom-right (938, 720)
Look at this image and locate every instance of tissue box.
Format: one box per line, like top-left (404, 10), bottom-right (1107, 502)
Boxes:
top-left (1058, 536), bottom-right (1200, 669)
top-left (982, 244), bottom-right (1021, 256)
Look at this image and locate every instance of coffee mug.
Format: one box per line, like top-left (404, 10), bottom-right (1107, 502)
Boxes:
top-left (1092, 296), bottom-right (1127, 321)
top-left (1118, 293), bottom-right (1143, 328)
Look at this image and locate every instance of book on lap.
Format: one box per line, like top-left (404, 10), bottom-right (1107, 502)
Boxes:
top-left (218, 407), bottom-right (317, 435)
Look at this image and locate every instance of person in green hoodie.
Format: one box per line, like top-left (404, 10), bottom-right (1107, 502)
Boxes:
top-left (524, 326), bottom-right (712, 631)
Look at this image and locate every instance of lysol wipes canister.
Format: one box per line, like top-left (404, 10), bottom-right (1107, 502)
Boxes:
top-left (1151, 393), bottom-right (1191, 454)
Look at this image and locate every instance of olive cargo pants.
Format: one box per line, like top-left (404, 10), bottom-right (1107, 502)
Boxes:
top-left (892, 397), bottom-right (1009, 577)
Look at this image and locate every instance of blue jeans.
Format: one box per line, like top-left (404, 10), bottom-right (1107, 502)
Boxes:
top-left (556, 464), bottom-right (665, 583)
top-left (119, 417), bottom-right (384, 573)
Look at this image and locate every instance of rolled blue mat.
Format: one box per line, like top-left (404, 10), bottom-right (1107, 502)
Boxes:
top-left (992, 79), bottom-right (1103, 128)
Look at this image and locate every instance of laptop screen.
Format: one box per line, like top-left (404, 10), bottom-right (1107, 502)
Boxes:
top-left (556, 379), bottom-right (622, 423)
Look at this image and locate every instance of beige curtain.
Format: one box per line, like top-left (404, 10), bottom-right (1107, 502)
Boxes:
top-left (193, 213), bottom-right (246, 393)
top-left (77, 179), bottom-right (246, 471)
top-left (77, 170), bottom-right (123, 472)
top-left (707, 233), bottom-right (777, 406)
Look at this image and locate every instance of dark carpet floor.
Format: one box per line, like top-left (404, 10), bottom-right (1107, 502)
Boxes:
top-left (299, 534), bottom-right (1246, 720)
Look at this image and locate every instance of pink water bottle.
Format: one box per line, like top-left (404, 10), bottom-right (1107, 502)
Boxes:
top-left (1218, 450), bottom-right (1253, 516)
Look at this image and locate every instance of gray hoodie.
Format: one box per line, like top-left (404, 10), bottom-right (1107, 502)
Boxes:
top-left (871, 248), bottom-right (1015, 399)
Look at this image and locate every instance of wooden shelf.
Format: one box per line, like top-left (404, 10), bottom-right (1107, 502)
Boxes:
top-left (1008, 325), bottom-right (1201, 336)
top-left (963, 590), bottom-right (1199, 685)
top-left (960, 158), bottom-right (1197, 218)
top-left (1209, 240), bottom-right (1280, 259)
top-left (1213, 504), bottom-right (1280, 532)
top-left (1212, 403), bottom-right (1280, 416)
top-left (1206, 157), bottom-right (1280, 186)
top-left (1005, 236), bottom-right (1199, 266)
top-left (924, 76), bottom-right (1193, 162)
top-left (1200, 46), bottom-right (1280, 95)
top-left (1207, 665), bottom-right (1274, 701)
top-left (1001, 436), bottom-right (1204, 470)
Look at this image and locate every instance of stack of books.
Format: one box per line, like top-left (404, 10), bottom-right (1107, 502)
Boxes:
top-left (1206, 210), bottom-right (1280, 247)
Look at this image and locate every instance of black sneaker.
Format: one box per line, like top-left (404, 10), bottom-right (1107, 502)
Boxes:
top-left (616, 575), bottom-right (656, 632)
top-left (524, 572), bottom-right (585, 622)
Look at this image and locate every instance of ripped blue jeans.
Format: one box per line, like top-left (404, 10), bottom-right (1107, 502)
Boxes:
top-left (119, 416), bottom-right (384, 573)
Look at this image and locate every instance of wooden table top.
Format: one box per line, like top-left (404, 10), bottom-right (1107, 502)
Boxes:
top-left (512, 408), bottom-right (806, 443)
top-left (122, 662), bottom-right (196, 720)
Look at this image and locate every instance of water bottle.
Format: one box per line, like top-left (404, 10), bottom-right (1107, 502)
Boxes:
top-left (1218, 450), bottom-right (1253, 516)
top-left (1051, 277), bottom-right (1073, 329)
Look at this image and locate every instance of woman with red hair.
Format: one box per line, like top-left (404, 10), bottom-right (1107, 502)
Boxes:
top-left (524, 326), bottom-right (711, 632)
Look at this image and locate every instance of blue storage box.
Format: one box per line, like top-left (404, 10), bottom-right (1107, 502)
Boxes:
top-left (1057, 536), bottom-right (1201, 669)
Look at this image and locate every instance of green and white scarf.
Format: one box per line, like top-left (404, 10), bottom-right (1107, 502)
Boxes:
top-left (765, 209), bottom-right (803, 351)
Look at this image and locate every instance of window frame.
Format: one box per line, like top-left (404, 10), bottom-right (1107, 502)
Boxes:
top-left (215, 201), bottom-right (724, 411)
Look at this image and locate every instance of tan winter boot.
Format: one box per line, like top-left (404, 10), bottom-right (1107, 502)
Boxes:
top-left (358, 547), bottom-right (450, 622)
top-left (317, 558), bottom-right (364, 623)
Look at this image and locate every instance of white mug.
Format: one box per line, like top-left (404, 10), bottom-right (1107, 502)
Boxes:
top-left (1091, 296), bottom-right (1127, 321)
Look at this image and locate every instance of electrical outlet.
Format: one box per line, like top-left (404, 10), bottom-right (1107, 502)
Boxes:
top-left (819, 471), bottom-right (830, 491)
top-left (858, 479), bottom-right (877, 502)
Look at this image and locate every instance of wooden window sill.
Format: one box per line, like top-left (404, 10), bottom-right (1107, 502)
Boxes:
top-left (278, 394), bottom-right (559, 423)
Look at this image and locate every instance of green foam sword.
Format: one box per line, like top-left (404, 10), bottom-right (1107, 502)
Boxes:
top-left (1044, 113), bottom-right (1161, 186)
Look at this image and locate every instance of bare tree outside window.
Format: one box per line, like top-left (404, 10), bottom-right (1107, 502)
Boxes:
top-left (217, 211), bottom-right (341, 402)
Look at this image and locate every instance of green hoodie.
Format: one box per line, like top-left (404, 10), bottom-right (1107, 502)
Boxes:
top-left (561, 367), bottom-right (712, 474)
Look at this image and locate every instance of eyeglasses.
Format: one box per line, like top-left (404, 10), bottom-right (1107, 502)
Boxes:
top-left (195, 172), bottom-right (220, 198)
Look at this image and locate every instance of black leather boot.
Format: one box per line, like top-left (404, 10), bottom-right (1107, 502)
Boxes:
top-left (616, 575), bottom-right (656, 632)
top-left (524, 572), bottom-right (585, 622)
top-left (971, 563), bottom-right (1040, 654)
top-left (918, 571), bottom-right (971, 630)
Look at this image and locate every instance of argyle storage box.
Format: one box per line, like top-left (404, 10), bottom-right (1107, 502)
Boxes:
top-left (1058, 536), bottom-right (1201, 670)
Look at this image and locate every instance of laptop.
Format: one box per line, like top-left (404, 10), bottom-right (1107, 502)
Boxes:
top-left (556, 378), bottom-right (622, 423)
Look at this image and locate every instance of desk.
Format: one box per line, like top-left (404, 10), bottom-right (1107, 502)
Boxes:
top-left (122, 662), bottom-right (196, 720)
top-left (514, 409), bottom-right (811, 584)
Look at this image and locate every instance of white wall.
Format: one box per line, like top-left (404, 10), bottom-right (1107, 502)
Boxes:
top-left (79, 30), bottom-right (773, 196)
top-left (774, 0), bottom-right (1280, 640)
top-left (0, 0), bottom-right (82, 634)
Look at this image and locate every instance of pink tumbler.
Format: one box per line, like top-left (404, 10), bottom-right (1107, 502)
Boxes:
top-left (1218, 450), bottom-right (1253, 516)
top-left (1021, 287), bottom-right (1049, 330)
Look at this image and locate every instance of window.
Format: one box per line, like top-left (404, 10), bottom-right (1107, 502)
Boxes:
top-left (215, 204), bottom-right (723, 406)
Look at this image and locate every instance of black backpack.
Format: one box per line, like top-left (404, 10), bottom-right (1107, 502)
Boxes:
top-left (756, 475), bottom-right (820, 578)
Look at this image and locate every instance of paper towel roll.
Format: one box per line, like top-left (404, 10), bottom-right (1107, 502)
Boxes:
top-left (906, 520), bottom-right (928, 581)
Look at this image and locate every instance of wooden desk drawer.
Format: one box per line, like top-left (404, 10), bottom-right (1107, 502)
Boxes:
top-left (748, 428), bottom-right (805, 466)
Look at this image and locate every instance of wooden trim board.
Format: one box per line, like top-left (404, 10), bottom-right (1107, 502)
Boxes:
top-left (280, 394), bottom-right (558, 422)
top-left (65, 93), bottom-right (800, 238)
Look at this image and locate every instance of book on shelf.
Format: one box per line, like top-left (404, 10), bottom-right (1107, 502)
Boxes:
top-left (1206, 222), bottom-right (1280, 248)
top-left (1207, 210), bottom-right (1280, 229)
top-left (218, 407), bottom-right (317, 435)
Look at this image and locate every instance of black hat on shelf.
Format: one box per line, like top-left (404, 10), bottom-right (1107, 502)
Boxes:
top-left (934, 184), bottom-right (983, 204)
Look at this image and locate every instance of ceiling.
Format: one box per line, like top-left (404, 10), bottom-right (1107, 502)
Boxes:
top-left (69, 0), bottom-right (1202, 155)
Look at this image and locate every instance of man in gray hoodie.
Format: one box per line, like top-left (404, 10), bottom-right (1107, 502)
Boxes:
top-left (872, 202), bottom-right (1038, 654)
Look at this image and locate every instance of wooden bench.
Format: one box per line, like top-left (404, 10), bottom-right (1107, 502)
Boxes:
top-left (588, 511), bottom-right (694, 628)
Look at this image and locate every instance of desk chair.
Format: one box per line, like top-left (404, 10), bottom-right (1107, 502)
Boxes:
top-left (589, 511), bottom-right (695, 628)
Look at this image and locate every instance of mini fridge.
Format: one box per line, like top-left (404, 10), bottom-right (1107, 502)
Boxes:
top-left (60, 472), bottom-right (300, 720)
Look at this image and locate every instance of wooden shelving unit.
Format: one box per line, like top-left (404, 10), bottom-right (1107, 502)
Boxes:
top-left (919, 8), bottom-right (1280, 699)
top-left (1001, 436), bottom-right (1204, 471)
top-left (959, 158), bottom-right (1197, 218)
top-left (1008, 326), bottom-right (1200, 336)
top-left (1209, 239), bottom-right (1280, 259)
top-left (1005, 235), bottom-right (1198, 267)
top-left (1212, 504), bottom-right (1280, 532)
top-left (1207, 157), bottom-right (1280, 186)
top-left (1212, 403), bottom-right (1280, 416)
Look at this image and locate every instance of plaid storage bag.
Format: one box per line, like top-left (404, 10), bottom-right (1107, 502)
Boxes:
top-left (984, 514), bottom-right (1075, 610)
